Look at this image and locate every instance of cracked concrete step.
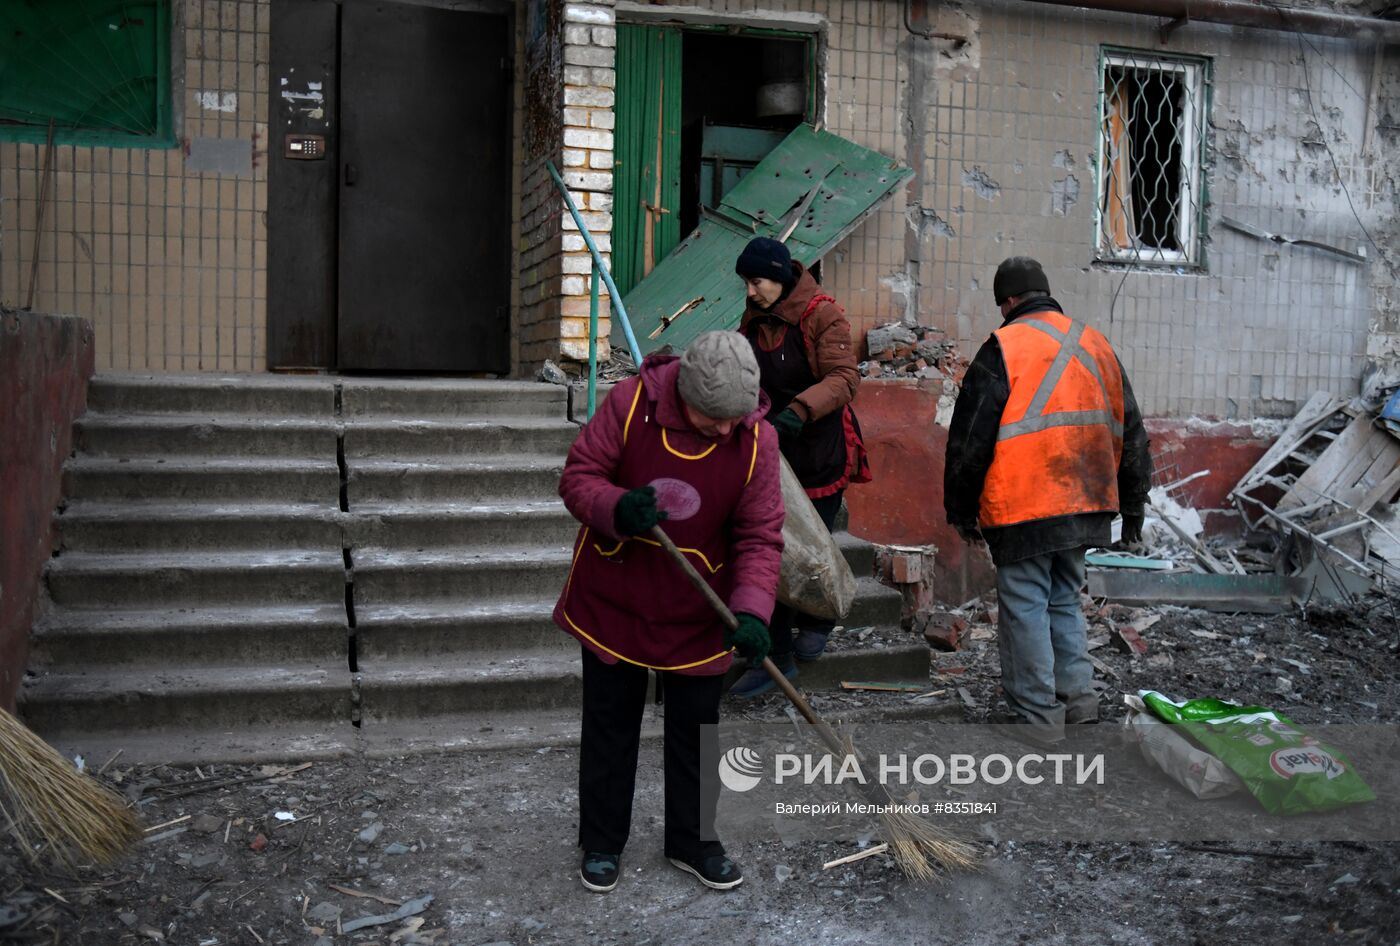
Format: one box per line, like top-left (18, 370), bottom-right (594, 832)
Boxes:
top-left (348, 500), bottom-right (574, 550)
top-left (86, 373), bottom-right (337, 417)
top-left (356, 654), bottom-right (584, 720)
top-left (19, 664), bottom-right (352, 737)
top-left (353, 599), bottom-right (568, 659)
top-left (64, 456), bottom-right (341, 502)
top-left (346, 455), bottom-right (565, 504)
top-left (31, 604), bottom-right (348, 667)
top-left (343, 418), bottom-right (577, 458)
top-left (340, 378), bottom-right (568, 419)
top-left (352, 546), bottom-right (573, 604)
top-left (73, 413), bottom-right (338, 458)
top-left (56, 501), bottom-right (343, 552)
top-left (45, 549), bottom-right (347, 608)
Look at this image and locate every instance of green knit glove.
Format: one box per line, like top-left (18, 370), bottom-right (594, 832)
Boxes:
top-left (770, 408), bottom-right (804, 438)
top-left (725, 614), bottom-right (771, 662)
top-left (614, 486), bottom-right (667, 537)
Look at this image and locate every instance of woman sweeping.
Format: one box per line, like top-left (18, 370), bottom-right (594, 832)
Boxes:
top-left (554, 331), bottom-right (784, 892)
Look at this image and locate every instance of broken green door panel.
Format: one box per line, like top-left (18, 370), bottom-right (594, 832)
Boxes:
top-left (612, 24), bottom-right (682, 296)
top-left (622, 124), bottom-right (913, 354)
top-left (698, 123), bottom-right (789, 211)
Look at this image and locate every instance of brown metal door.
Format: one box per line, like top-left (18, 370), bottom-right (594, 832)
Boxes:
top-left (338, 1), bottom-right (510, 372)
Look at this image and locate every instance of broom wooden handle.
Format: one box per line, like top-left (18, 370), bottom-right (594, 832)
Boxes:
top-left (649, 525), bottom-right (847, 754)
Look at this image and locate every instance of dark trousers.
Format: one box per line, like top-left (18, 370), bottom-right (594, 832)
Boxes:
top-left (767, 490), bottom-right (844, 662)
top-left (577, 646), bottom-right (725, 860)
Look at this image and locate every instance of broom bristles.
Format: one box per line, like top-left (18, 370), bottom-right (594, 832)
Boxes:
top-left (834, 734), bottom-right (982, 881)
top-left (0, 707), bottom-right (142, 868)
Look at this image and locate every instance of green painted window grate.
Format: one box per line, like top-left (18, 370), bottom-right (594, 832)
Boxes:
top-left (0, 0), bottom-right (175, 148)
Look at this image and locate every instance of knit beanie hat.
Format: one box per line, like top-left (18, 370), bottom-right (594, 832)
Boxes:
top-left (735, 237), bottom-right (797, 290)
top-left (677, 331), bottom-right (761, 420)
top-left (993, 256), bottom-right (1051, 305)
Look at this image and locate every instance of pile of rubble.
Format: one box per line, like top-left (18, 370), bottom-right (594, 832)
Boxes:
top-left (859, 322), bottom-right (965, 380)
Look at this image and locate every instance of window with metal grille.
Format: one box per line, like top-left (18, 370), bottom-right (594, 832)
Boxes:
top-left (0, 1), bottom-right (174, 148)
top-left (1096, 49), bottom-right (1209, 267)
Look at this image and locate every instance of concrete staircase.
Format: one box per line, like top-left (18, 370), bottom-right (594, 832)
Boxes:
top-left (22, 374), bottom-right (918, 763)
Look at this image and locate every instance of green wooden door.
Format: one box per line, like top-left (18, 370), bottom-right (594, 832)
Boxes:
top-left (613, 25), bottom-right (682, 296)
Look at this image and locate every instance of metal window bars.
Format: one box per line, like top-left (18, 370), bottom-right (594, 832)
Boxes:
top-left (1096, 49), bottom-right (1209, 267)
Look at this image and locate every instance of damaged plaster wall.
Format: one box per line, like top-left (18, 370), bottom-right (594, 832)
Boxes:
top-left (910, 0), bottom-right (1397, 420)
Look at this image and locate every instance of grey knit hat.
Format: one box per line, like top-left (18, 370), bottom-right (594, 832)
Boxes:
top-left (677, 331), bottom-right (761, 419)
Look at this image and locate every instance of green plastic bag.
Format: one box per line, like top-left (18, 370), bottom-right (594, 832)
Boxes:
top-left (1139, 690), bottom-right (1376, 815)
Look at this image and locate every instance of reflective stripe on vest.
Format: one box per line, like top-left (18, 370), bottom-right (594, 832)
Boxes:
top-left (979, 310), bottom-right (1125, 528)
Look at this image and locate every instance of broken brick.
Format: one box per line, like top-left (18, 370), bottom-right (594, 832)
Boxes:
top-left (890, 553), bottom-right (923, 584)
top-left (250, 833), bottom-right (268, 852)
top-left (917, 610), bottom-right (967, 652)
top-left (1112, 624), bottom-right (1149, 656)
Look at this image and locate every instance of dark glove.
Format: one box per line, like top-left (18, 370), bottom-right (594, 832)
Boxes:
top-left (770, 408), bottom-right (804, 438)
top-left (953, 523), bottom-right (985, 546)
top-left (725, 613), bottom-right (771, 662)
top-left (1121, 512), bottom-right (1144, 545)
top-left (614, 486), bottom-right (668, 537)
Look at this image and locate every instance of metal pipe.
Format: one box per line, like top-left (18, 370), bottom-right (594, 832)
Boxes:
top-left (545, 160), bottom-right (644, 366)
top-left (587, 262), bottom-right (599, 420)
top-left (1020, 0), bottom-right (1400, 44)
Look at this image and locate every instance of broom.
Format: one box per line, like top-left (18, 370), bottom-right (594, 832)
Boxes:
top-left (0, 706), bottom-right (142, 868)
top-left (650, 525), bottom-right (980, 881)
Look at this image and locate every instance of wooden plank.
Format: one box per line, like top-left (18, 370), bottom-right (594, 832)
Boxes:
top-left (1231, 392), bottom-right (1347, 491)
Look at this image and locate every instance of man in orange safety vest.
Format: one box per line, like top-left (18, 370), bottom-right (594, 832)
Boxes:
top-left (944, 257), bottom-right (1152, 745)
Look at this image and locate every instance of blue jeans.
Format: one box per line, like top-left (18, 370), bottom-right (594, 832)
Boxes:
top-left (995, 548), bottom-right (1094, 731)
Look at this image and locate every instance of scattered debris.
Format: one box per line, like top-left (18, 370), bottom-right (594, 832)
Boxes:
top-left (859, 322), bottom-right (965, 380)
top-left (341, 894), bottom-right (434, 934)
top-left (821, 842), bottom-right (890, 870)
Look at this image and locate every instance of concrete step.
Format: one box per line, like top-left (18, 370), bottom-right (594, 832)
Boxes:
top-left (20, 663), bottom-right (352, 737)
top-left (844, 576), bottom-right (904, 628)
top-left (343, 418), bottom-right (576, 458)
top-left (64, 456), bottom-right (340, 502)
top-left (346, 455), bottom-right (564, 504)
top-left (56, 501), bottom-right (343, 552)
top-left (86, 373), bottom-right (336, 417)
top-left (356, 654), bottom-right (583, 721)
top-left (722, 641), bottom-right (930, 692)
top-left (834, 530), bottom-right (877, 577)
top-left (348, 500), bottom-right (576, 550)
top-left (341, 378), bottom-right (567, 420)
top-left (73, 413), bottom-right (337, 458)
top-left (353, 599), bottom-right (567, 659)
top-left (31, 604), bottom-right (348, 667)
top-left (352, 546), bottom-right (573, 604)
top-left (45, 549), bottom-right (346, 608)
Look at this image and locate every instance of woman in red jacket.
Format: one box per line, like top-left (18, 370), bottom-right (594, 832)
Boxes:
top-left (555, 330), bottom-right (784, 893)
top-left (730, 237), bottom-right (870, 697)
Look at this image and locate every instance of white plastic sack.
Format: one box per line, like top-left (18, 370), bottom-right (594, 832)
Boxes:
top-left (777, 455), bottom-right (856, 621)
top-left (1122, 695), bottom-right (1243, 800)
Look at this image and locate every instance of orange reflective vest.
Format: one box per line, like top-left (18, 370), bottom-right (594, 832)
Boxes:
top-left (979, 310), bottom-right (1125, 528)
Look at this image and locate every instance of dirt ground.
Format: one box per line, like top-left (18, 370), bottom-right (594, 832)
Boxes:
top-left (3, 598), bottom-right (1399, 946)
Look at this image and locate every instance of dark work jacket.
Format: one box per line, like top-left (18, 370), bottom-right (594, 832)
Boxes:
top-left (943, 296), bottom-right (1152, 566)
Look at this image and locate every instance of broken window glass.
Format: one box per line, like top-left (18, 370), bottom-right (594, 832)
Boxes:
top-left (1097, 50), bottom-right (1209, 267)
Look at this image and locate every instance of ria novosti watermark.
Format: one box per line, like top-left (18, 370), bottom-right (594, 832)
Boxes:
top-left (719, 745), bottom-right (1105, 792)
